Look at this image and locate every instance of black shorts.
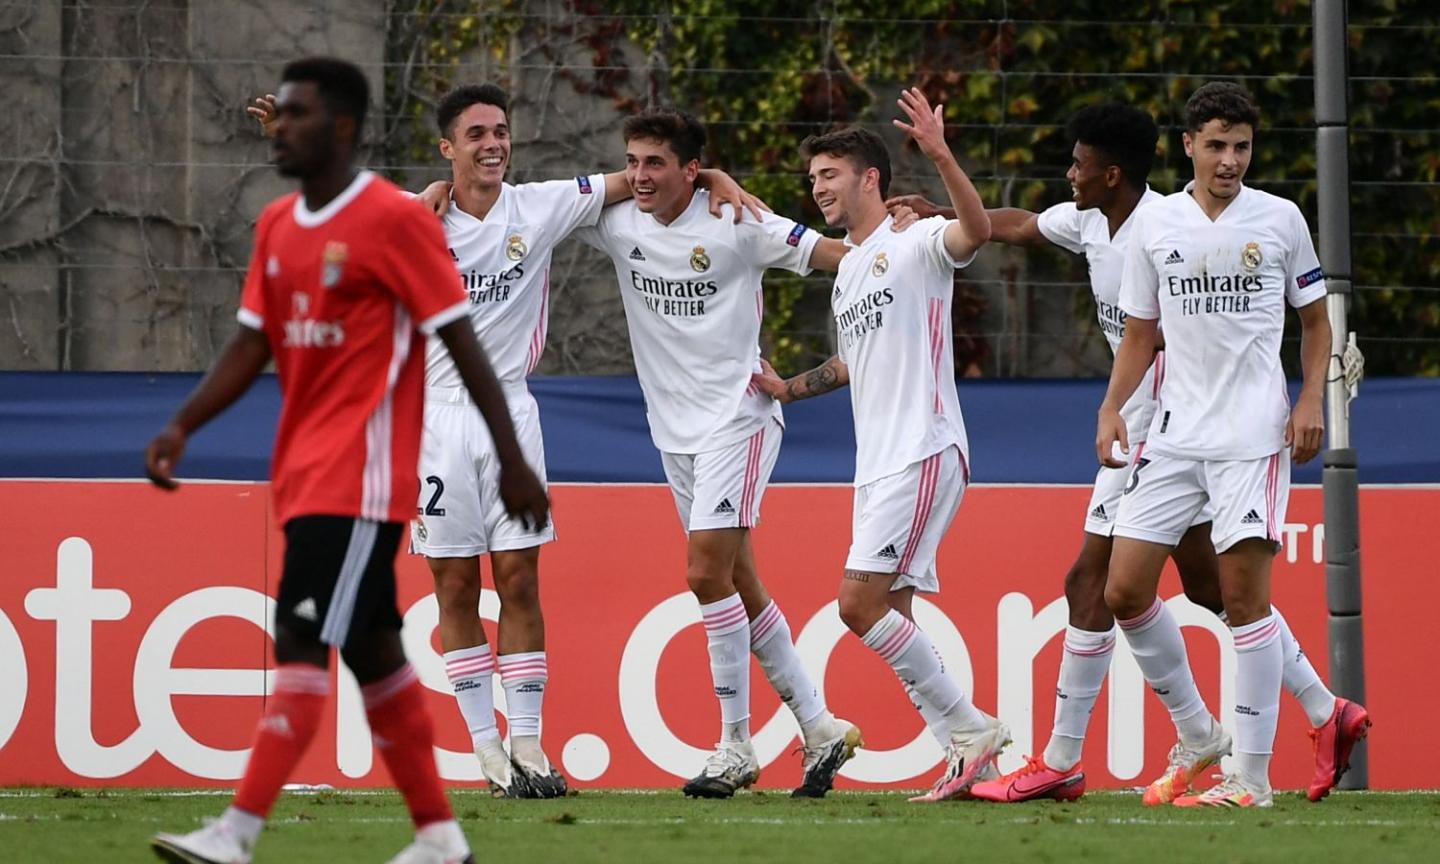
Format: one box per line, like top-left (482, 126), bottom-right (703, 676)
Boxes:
top-left (276, 516), bottom-right (404, 649)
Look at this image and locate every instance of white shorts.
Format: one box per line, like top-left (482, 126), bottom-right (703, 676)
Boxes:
top-left (662, 418), bottom-right (783, 532)
top-left (846, 446), bottom-right (967, 594)
top-left (410, 386), bottom-right (555, 558)
top-left (1085, 442), bottom-right (1215, 536)
top-left (1112, 446), bottom-right (1290, 554)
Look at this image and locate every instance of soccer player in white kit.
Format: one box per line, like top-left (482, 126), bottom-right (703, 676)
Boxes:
top-left (755, 89), bottom-right (1007, 803)
top-left (895, 104), bottom-right (1360, 804)
top-left (400, 86), bottom-right (764, 798)
top-left (1098, 82), bottom-right (1366, 807)
top-left (573, 108), bottom-right (865, 799)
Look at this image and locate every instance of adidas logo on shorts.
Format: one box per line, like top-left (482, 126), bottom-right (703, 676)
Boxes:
top-left (629, 246), bottom-right (646, 261)
top-left (1241, 509), bottom-right (1264, 525)
top-left (876, 544), bottom-right (899, 560)
top-left (293, 597), bottom-right (319, 622)
top-left (1090, 504), bottom-right (1108, 521)
top-left (712, 498), bottom-right (736, 515)
top-left (1164, 249), bottom-right (1185, 265)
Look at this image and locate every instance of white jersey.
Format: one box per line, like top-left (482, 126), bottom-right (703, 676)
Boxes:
top-left (1119, 183), bottom-right (1326, 461)
top-left (833, 215), bottom-right (972, 486)
top-left (1037, 187), bottom-right (1165, 444)
top-left (423, 174), bottom-right (607, 391)
top-left (575, 189), bottom-right (819, 453)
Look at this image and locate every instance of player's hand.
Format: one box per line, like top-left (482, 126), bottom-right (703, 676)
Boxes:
top-left (1288, 392), bottom-right (1324, 464)
top-left (498, 461), bottom-right (550, 531)
top-left (893, 87), bottom-right (951, 164)
top-left (700, 169), bottom-right (771, 223)
top-left (884, 193), bottom-right (947, 220)
top-left (145, 423), bottom-right (188, 490)
top-left (1096, 406), bottom-right (1129, 469)
top-left (417, 180), bottom-right (453, 216)
top-left (246, 94), bottom-right (279, 138)
top-left (751, 358), bottom-right (791, 404)
top-left (890, 203), bottom-right (920, 232)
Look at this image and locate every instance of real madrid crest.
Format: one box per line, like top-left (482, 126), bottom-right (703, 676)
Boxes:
top-left (690, 245), bottom-right (711, 273)
top-left (321, 241), bottom-right (348, 288)
top-left (506, 234), bottom-right (528, 261)
top-left (1241, 241), bottom-right (1262, 271)
top-left (872, 252), bottom-right (889, 277)
top-left (414, 517), bottom-right (428, 543)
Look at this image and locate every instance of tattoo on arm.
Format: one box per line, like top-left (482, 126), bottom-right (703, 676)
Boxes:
top-left (784, 356), bottom-right (845, 402)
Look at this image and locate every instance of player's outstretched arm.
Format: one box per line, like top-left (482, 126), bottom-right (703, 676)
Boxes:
top-left (884, 194), bottom-right (953, 221)
top-left (893, 87), bottom-right (991, 261)
top-left (435, 318), bottom-right (550, 529)
top-left (1095, 316), bottom-right (1158, 468)
top-left (1289, 298), bottom-right (1331, 464)
top-left (987, 208), bottom-right (1046, 246)
top-left (808, 206), bottom-right (922, 272)
top-left (752, 356), bottom-right (849, 405)
top-left (145, 325), bottom-right (272, 490)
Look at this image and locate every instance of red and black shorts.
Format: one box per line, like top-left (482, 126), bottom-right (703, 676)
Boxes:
top-left (275, 516), bottom-right (405, 650)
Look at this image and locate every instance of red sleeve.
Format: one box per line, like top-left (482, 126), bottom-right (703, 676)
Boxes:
top-left (237, 207), bottom-right (274, 331)
top-left (375, 199), bottom-right (468, 333)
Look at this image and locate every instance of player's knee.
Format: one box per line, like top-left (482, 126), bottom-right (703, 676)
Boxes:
top-left (431, 562), bottom-right (480, 615)
top-left (684, 563), bottom-right (729, 597)
top-left (837, 591), bottom-right (882, 636)
top-left (340, 632), bottom-right (405, 685)
top-left (495, 569), bottom-right (539, 612)
top-left (1103, 579), bottom-right (1150, 622)
top-left (273, 622), bottom-right (327, 667)
top-left (1064, 561), bottom-right (1111, 628)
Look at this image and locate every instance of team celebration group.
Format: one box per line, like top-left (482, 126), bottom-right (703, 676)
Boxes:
top-left (139, 56), bottom-right (1371, 864)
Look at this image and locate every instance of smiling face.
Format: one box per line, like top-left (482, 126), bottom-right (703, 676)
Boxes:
top-left (624, 137), bottom-right (698, 222)
top-left (807, 152), bottom-right (874, 230)
top-left (1066, 142), bottom-right (1122, 211)
top-left (1183, 118), bottom-right (1253, 201)
top-left (440, 101), bottom-right (510, 188)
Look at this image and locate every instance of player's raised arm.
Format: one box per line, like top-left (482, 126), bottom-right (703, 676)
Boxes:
top-left (893, 87), bottom-right (991, 261)
top-left (986, 208), bottom-right (1046, 246)
top-left (751, 356), bottom-right (849, 405)
top-left (145, 324), bottom-right (271, 490)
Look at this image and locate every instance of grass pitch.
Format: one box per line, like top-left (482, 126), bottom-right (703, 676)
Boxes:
top-left (3, 787), bottom-right (1438, 863)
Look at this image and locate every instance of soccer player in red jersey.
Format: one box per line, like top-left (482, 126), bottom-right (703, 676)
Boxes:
top-left (145, 57), bottom-right (547, 864)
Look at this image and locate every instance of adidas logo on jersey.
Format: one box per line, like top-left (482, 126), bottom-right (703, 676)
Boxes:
top-left (876, 544), bottom-right (899, 560)
top-left (1090, 504), bottom-right (1108, 521)
top-left (712, 498), bottom-right (736, 515)
top-left (629, 246), bottom-right (646, 261)
top-left (1164, 249), bottom-right (1185, 265)
top-left (292, 597), bottom-right (319, 622)
top-left (1241, 509), bottom-right (1264, 525)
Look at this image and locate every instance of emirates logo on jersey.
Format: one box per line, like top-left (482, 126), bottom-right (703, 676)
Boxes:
top-left (321, 241), bottom-right (348, 289)
top-left (506, 234), bottom-right (528, 261)
top-left (1241, 241), bottom-right (1263, 271)
top-left (690, 245), bottom-right (711, 272)
top-left (871, 252), bottom-right (889, 277)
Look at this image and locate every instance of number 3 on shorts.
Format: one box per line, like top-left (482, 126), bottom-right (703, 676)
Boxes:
top-left (1124, 457), bottom-right (1151, 496)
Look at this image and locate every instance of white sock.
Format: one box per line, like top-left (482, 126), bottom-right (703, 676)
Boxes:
top-left (416, 819), bottom-right (470, 856)
top-left (1117, 598), bottom-right (1213, 746)
top-left (219, 806), bottom-right (264, 845)
top-left (498, 651), bottom-right (547, 758)
top-left (1271, 606), bottom-right (1336, 727)
top-left (861, 609), bottom-right (987, 737)
top-left (443, 645), bottom-right (499, 748)
top-left (749, 601), bottom-right (831, 746)
top-left (1043, 625), bottom-right (1116, 771)
top-left (904, 682), bottom-right (952, 749)
top-left (700, 594), bottom-right (751, 743)
top-left (1232, 613), bottom-right (1283, 789)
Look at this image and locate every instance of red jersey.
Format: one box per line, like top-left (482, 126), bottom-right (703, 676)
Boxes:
top-left (238, 171), bottom-right (467, 525)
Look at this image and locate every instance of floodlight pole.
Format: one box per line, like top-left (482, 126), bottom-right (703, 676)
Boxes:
top-left (1313, 0), bottom-right (1367, 788)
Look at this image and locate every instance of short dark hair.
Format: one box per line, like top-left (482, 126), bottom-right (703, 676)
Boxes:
top-left (1065, 103), bottom-right (1159, 188)
top-left (437, 84), bottom-right (509, 138)
top-left (800, 126), bottom-right (892, 198)
top-left (280, 57), bottom-right (369, 133)
top-left (1184, 81), bottom-right (1260, 132)
top-left (622, 109), bottom-right (706, 165)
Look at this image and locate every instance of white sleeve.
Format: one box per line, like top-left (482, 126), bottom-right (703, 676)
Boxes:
top-left (1035, 202), bottom-right (1086, 254)
top-left (569, 200), bottom-right (617, 253)
top-left (918, 215), bottom-right (977, 271)
top-left (522, 174), bottom-right (609, 244)
top-left (1118, 219), bottom-right (1161, 319)
top-left (1285, 205), bottom-right (1327, 307)
top-left (737, 211), bottom-right (820, 276)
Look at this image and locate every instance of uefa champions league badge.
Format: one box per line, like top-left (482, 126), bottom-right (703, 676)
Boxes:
top-left (690, 245), bottom-right (711, 272)
top-left (321, 241), bottom-right (348, 288)
top-left (506, 234), bottom-right (528, 261)
top-left (1242, 241), bottom-right (1263, 270)
top-left (872, 252), bottom-right (889, 277)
